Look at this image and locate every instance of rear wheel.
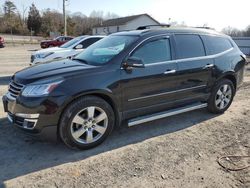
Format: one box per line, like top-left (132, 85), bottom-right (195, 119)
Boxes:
top-left (207, 79), bottom-right (235, 114)
top-left (59, 96), bottom-right (115, 150)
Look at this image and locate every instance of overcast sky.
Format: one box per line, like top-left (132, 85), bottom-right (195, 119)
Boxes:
top-left (0, 0), bottom-right (249, 31)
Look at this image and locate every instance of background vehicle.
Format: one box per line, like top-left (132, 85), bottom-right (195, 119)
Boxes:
top-left (0, 36), bottom-right (4, 48)
top-left (40, 36), bottom-right (73, 48)
top-left (2, 28), bottom-right (246, 150)
top-left (31, 35), bottom-right (104, 65)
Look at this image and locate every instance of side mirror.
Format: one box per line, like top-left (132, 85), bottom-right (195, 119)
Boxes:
top-left (123, 57), bottom-right (145, 69)
top-left (75, 44), bottom-right (83, 49)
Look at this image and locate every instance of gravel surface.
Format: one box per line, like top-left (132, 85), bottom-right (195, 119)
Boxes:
top-left (0, 46), bottom-right (249, 188)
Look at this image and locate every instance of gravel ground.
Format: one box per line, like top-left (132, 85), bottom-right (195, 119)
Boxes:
top-left (0, 45), bottom-right (249, 188)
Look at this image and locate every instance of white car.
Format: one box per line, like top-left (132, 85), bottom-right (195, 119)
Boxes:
top-left (30, 35), bottom-right (104, 65)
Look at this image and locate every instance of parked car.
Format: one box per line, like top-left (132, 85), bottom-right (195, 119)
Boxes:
top-left (0, 36), bottom-right (5, 48)
top-left (2, 28), bottom-right (247, 150)
top-left (31, 35), bottom-right (104, 65)
top-left (40, 36), bottom-right (73, 48)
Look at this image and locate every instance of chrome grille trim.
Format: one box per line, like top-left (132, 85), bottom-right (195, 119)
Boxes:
top-left (8, 80), bottom-right (24, 99)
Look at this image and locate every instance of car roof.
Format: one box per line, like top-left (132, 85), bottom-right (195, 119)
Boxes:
top-left (112, 27), bottom-right (226, 37)
top-left (85, 35), bottom-right (106, 38)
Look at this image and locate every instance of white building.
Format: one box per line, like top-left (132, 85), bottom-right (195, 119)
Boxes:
top-left (233, 37), bottom-right (250, 56)
top-left (92, 14), bottom-right (160, 35)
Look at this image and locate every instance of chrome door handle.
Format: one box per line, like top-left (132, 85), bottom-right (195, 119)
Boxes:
top-left (203, 64), bottom-right (214, 69)
top-left (164, 70), bottom-right (176, 75)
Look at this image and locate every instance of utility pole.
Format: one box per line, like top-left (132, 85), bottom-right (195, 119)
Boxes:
top-left (63, 0), bottom-right (67, 36)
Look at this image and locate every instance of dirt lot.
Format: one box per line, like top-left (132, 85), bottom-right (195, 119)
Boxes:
top-left (0, 45), bottom-right (249, 188)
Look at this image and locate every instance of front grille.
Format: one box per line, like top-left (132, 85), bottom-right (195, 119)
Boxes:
top-left (8, 80), bottom-right (24, 99)
top-left (31, 55), bottom-right (35, 63)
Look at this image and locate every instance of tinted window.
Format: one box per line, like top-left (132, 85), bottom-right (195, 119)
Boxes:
top-left (205, 36), bottom-right (233, 55)
top-left (80, 38), bottom-right (102, 49)
top-left (131, 38), bottom-right (171, 64)
top-left (175, 34), bottom-right (205, 59)
top-left (60, 36), bottom-right (86, 48)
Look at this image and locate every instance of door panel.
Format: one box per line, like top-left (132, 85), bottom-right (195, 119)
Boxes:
top-left (121, 36), bottom-right (180, 118)
top-left (175, 58), bottom-right (214, 99)
top-left (173, 34), bottom-right (214, 100)
top-left (121, 62), bottom-right (178, 113)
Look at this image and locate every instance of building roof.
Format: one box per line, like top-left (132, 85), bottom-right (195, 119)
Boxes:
top-left (94, 14), bottom-right (160, 28)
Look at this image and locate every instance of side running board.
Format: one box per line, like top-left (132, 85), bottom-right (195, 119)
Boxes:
top-left (128, 103), bottom-right (208, 127)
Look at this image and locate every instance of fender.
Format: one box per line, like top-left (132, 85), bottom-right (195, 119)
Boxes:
top-left (61, 89), bottom-right (122, 127)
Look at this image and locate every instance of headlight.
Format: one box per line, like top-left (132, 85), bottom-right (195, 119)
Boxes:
top-left (36, 52), bottom-right (54, 58)
top-left (22, 81), bottom-right (62, 97)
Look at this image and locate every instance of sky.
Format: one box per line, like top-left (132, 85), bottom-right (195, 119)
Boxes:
top-left (0, 0), bottom-right (249, 31)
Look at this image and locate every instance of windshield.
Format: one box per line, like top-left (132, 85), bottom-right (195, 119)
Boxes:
top-left (74, 35), bottom-right (138, 65)
top-left (60, 36), bottom-right (86, 48)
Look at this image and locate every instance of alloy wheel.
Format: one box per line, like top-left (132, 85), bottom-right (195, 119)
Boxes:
top-left (215, 84), bottom-right (232, 110)
top-left (70, 106), bottom-right (108, 144)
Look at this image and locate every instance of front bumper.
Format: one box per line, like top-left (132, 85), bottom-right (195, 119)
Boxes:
top-left (2, 94), bottom-right (63, 141)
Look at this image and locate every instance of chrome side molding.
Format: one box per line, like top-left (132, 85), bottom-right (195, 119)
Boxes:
top-left (128, 103), bottom-right (208, 127)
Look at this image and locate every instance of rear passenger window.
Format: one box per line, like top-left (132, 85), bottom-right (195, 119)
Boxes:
top-left (204, 36), bottom-right (233, 55)
top-left (80, 38), bottom-right (101, 49)
top-left (131, 38), bottom-right (171, 64)
top-left (175, 34), bottom-right (205, 59)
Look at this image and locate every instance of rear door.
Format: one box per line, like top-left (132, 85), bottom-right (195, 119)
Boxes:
top-left (121, 35), bottom-right (179, 118)
top-left (173, 34), bottom-right (214, 101)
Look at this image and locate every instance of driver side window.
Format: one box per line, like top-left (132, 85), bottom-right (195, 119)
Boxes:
top-left (131, 38), bottom-right (171, 64)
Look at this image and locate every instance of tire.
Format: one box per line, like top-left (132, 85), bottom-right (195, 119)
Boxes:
top-left (59, 96), bottom-right (115, 150)
top-left (207, 79), bottom-right (235, 114)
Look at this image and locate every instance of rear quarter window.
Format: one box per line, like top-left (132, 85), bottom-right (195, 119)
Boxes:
top-left (203, 35), bottom-right (233, 55)
top-left (175, 34), bottom-right (206, 59)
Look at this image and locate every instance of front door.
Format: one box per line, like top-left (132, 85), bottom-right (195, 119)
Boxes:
top-left (121, 35), bottom-right (179, 119)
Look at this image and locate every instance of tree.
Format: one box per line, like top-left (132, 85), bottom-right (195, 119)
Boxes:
top-left (3, 0), bottom-right (16, 16)
top-left (222, 26), bottom-right (243, 37)
top-left (2, 0), bottom-right (22, 34)
top-left (40, 9), bottom-right (64, 36)
top-left (27, 3), bottom-right (41, 35)
top-left (244, 26), bottom-right (250, 37)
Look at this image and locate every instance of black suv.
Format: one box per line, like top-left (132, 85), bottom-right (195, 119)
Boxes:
top-left (2, 28), bottom-right (246, 149)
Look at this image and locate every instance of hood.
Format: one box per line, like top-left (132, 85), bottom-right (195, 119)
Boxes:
top-left (33, 47), bottom-right (66, 55)
top-left (14, 59), bottom-right (96, 84)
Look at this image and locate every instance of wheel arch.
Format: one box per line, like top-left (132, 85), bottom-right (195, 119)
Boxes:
top-left (216, 71), bottom-right (237, 90)
top-left (59, 90), bottom-right (122, 133)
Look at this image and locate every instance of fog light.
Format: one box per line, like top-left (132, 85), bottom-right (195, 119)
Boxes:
top-left (16, 113), bottom-right (39, 119)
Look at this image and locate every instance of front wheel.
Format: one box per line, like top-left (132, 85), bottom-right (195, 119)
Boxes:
top-left (207, 79), bottom-right (235, 114)
top-left (59, 96), bottom-right (115, 150)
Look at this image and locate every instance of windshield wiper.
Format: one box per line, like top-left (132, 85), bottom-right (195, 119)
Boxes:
top-left (72, 58), bottom-right (89, 64)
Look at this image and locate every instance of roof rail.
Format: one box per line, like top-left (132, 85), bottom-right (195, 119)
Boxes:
top-left (136, 24), bottom-right (171, 30)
